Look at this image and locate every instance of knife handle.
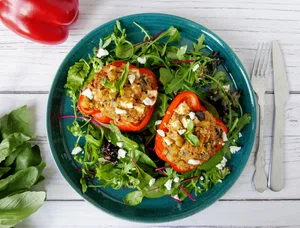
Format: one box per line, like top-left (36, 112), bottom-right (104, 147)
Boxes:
top-left (269, 105), bottom-right (285, 191)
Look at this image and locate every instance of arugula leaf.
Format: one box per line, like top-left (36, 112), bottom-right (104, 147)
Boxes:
top-left (0, 106), bottom-right (32, 139)
top-left (159, 68), bottom-right (174, 87)
top-left (176, 45), bottom-right (187, 60)
top-left (124, 190), bottom-right (143, 206)
top-left (193, 34), bottom-right (205, 52)
top-left (0, 191), bottom-right (45, 227)
top-left (0, 133), bottom-right (31, 163)
top-left (165, 67), bottom-right (189, 94)
top-left (65, 59), bottom-right (90, 94)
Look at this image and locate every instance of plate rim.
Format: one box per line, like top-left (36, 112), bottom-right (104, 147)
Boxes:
top-left (46, 12), bottom-right (257, 223)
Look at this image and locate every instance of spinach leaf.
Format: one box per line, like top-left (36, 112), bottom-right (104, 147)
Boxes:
top-left (2, 143), bottom-right (30, 167)
top-left (65, 59), bottom-right (90, 94)
top-left (0, 106), bottom-right (32, 139)
top-left (12, 145), bottom-right (42, 173)
top-left (0, 168), bottom-right (10, 179)
top-left (0, 133), bottom-right (31, 163)
top-left (198, 143), bottom-right (229, 171)
top-left (124, 190), bottom-right (143, 206)
top-left (130, 150), bottom-right (157, 168)
top-left (142, 177), bottom-right (168, 198)
top-left (0, 162), bottom-right (46, 199)
top-left (159, 68), bottom-right (174, 87)
top-left (0, 191), bottom-right (45, 227)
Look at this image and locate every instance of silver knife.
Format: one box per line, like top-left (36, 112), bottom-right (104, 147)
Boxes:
top-left (269, 41), bottom-right (289, 192)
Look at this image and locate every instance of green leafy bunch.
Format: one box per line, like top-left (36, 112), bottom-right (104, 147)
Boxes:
top-left (0, 106), bottom-right (46, 228)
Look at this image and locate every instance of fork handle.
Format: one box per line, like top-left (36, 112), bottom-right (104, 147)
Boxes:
top-left (253, 96), bottom-right (268, 192)
top-left (269, 104), bottom-right (285, 191)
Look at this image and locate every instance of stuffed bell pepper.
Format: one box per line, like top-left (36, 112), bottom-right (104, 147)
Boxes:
top-left (154, 91), bottom-right (228, 172)
top-left (78, 61), bottom-right (158, 132)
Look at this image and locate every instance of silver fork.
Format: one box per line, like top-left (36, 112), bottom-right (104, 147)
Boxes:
top-left (251, 42), bottom-right (271, 193)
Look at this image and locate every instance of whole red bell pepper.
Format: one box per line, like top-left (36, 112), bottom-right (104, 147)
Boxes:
top-left (154, 91), bottom-right (228, 172)
top-left (0, 0), bottom-right (79, 44)
top-left (78, 61), bottom-right (158, 132)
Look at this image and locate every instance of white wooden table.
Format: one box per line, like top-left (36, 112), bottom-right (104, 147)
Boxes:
top-left (1, 0), bottom-right (300, 227)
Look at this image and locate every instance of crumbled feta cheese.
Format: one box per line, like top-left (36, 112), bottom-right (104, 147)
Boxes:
top-left (233, 139), bottom-right (236, 142)
top-left (134, 105), bottom-right (145, 114)
top-left (239, 132), bottom-right (242, 138)
top-left (175, 103), bottom-right (188, 115)
top-left (97, 48), bottom-right (109, 58)
top-left (188, 112), bottom-right (196, 120)
top-left (116, 142), bottom-right (124, 148)
top-left (81, 88), bottom-right (93, 100)
top-left (222, 143), bottom-right (225, 146)
top-left (192, 64), bottom-right (200, 72)
top-left (155, 120), bottom-right (162, 126)
top-left (164, 179), bottom-right (173, 190)
top-left (171, 120), bottom-right (181, 129)
top-left (230, 146), bottom-right (241, 154)
top-left (200, 176), bottom-right (204, 181)
top-left (218, 179), bottom-right (222, 183)
top-left (222, 84), bottom-right (230, 92)
top-left (72, 146), bottom-right (82, 155)
top-left (222, 132), bottom-right (228, 142)
top-left (181, 117), bottom-right (189, 128)
top-left (216, 156), bottom-right (227, 170)
top-left (172, 194), bottom-right (180, 200)
top-left (137, 56), bottom-right (147, 64)
top-left (115, 108), bottom-right (127, 115)
top-left (164, 137), bottom-right (173, 146)
top-left (178, 129), bottom-right (186, 135)
top-left (117, 149), bottom-right (127, 159)
top-left (188, 159), bottom-right (201, 165)
top-left (149, 178), bottom-right (156, 187)
top-left (148, 90), bottom-right (158, 98)
top-left (173, 177), bottom-right (180, 183)
top-left (128, 74), bottom-right (136, 84)
top-left (120, 101), bottom-right (133, 109)
top-left (157, 130), bottom-right (165, 137)
top-left (143, 97), bottom-right (156, 106)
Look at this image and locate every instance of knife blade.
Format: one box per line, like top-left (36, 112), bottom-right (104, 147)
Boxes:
top-left (269, 40), bottom-right (289, 192)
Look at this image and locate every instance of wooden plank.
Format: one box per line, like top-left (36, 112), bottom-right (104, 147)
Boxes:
top-left (17, 200), bottom-right (300, 227)
top-left (0, 0), bottom-right (299, 92)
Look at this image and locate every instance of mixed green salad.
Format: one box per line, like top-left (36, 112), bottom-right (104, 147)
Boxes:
top-left (63, 20), bottom-right (251, 206)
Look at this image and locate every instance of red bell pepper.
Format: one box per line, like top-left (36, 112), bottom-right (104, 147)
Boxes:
top-left (78, 61), bottom-right (158, 132)
top-left (154, 91), bottom-right (228, 172)
top-left (0, 0), bottom-right (79, 44)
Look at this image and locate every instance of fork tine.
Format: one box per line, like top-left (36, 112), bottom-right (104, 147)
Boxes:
top-left (261, 42), bottom-right (271, 76)
top-left (251, 43), bottom-right (263, 78)
top-left (257, 42), bottom-right (266, 76)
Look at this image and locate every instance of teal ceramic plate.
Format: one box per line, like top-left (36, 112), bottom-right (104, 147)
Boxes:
top-left (47, 13), bottom-right (256, 222)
